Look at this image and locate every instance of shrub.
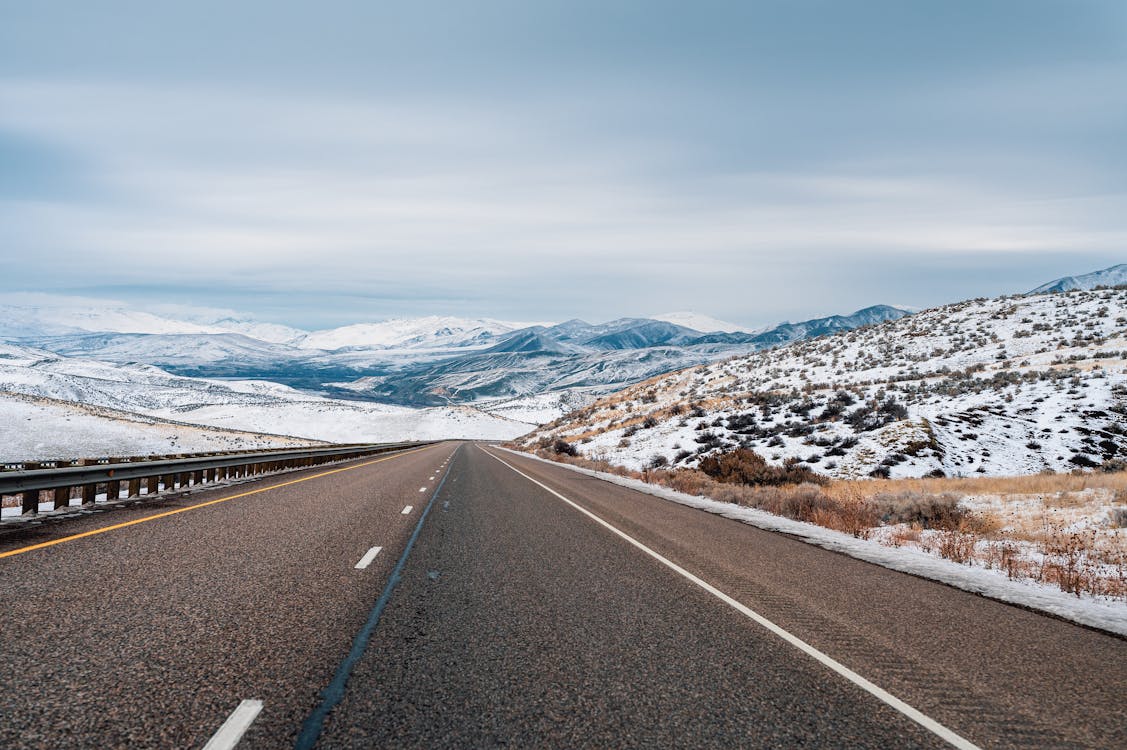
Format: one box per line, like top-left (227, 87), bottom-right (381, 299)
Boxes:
top-left (847, 397), bottom-right (909, 432)
top-left (552, 439), bottom-right (578, 457)
top-left (698, 448), bottom-right (827, 487)
top-left (937, 530), bottom-right (977, 564)
top-left (1100, 458), bottom-right (1127, 473)
top-left (870, 491), bottom-right (967, 529)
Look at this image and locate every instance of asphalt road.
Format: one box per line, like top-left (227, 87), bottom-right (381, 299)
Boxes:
top-left (1, 442), bottom-right (1124, 748)
top-left (0, 442), bottom-right (458, 749)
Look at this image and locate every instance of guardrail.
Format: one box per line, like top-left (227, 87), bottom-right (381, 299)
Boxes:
top-left (0, 442), bottom-right (432, 519)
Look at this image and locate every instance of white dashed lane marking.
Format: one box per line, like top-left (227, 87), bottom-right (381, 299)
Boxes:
top-left (202, 700), bottom-right (263, 750)
top-left (354, 546), bottom-right (382, 570)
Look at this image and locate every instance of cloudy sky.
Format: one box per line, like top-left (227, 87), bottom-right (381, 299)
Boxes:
top-left (2, 1), bottom-right (1125, 329)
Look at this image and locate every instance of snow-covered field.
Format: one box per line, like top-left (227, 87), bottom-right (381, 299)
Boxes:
top-left (0, 393), bottom-right (314, 462)
top-left (158, 400), bottom-right (532, 444)
top-left (523, 288), bottom-right (1127, 478)
top-left (0, 343), bottom-right (533, 461)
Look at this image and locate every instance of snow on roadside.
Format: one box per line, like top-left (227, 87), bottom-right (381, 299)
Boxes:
top-left (0, 393), bottom-right (313, 463)
top-left (499, 447), bottom-right (1127, 637)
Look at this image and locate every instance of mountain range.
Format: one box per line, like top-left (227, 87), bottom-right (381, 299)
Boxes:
top-left (4, 303), bottom-right (912, 411)
top-left (1, 263), bottom-right (1122, 462)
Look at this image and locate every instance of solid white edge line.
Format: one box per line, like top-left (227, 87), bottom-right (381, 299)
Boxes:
top-left (354, 546), bottom-right (383, 570)
top-left (202, 699), bottom-right (263, 750)
top-left (483, 449), bottom-right (981, 750)
top-left (401, 505), bottom-right (413, 514)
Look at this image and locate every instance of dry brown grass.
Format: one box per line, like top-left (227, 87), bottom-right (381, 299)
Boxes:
top-left (522, 448), bottom-right (1127, 601)
top-left (837, 471), bottom-right (1127, 499)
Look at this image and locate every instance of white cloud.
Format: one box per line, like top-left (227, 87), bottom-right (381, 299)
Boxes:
top-left (1, 78), bottom-right (1124, 325)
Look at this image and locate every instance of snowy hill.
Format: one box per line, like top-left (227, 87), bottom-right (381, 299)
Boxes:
top-left (0, 392), bottom-right (317, 462)
top-left (741, 305), bottom-right (909, 347)
top-left (518, 288), bottom-right (1127, 478)
top-left (39, 332), bottom-right (312, 368)
top-left (1028, 263), bottom-right (1127, 294)
top-left (0, 344), bottom-right (533, 460)
top-left (293, 316), bottom-right (543, 351)
top-left (0, 296), bottom-right (306, 342)
top-left (189, 316), bottom-right (306, 344)
top-left (0, 301), bottom-right (221, 338)
top-left (331, 345), bottom-right (737, 406)
top-left (651, 312), bottom-right (758, 334)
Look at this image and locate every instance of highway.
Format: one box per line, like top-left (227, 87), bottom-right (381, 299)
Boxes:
top-left (0, 442), bottom-right (1123, 748)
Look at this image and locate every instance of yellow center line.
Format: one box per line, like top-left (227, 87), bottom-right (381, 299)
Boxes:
top-left (0, 444), bottom-right (440, 560)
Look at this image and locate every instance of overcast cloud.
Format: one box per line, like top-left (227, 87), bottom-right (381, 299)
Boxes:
top-left (2, 1), bottom-right (1125, 328)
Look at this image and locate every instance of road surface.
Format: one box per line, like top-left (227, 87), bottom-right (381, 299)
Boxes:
top-left (0, 442), bottom-right (1122, 748)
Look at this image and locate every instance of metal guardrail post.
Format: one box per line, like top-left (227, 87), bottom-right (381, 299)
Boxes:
top-left (1, 442), bottom-right (433, 520)
top-left (53, 486), bottom-right (71, 511)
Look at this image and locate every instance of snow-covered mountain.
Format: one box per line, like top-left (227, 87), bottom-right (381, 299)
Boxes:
top-left (517, 288), bottom-right (1127, 478)
top-left (715, 305), bottom-right (909, 347)
top-left (188, 316), bottom-right (306, 344)
top-left (650, 312), bottom-right (759, 334)
top-left (38, 332), bottom-right (311, 368)
top-left (326, 309), bottom-right (913, 410)
top-left (5, 296), bottom-right (911, 419)
top-left (1028, 263), bottom-right (1127, 294)
top-left (0, 296), bottom-right (307, 342)
top-left (0, 301), bottom-right (218, 339)
top-left (293, 316), bottom-right (545, 351)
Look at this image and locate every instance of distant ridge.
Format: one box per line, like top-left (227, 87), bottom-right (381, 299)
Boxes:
top-left (1028, 263), bottom-right (1127, 294)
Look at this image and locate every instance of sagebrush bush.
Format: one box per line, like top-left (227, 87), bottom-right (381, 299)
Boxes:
top-left (552, 439), bottom-right (578, 457)
top-left (870, 491), bottom-right (967, 529)
top-left (698, 448), bottom-right (827, 487)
